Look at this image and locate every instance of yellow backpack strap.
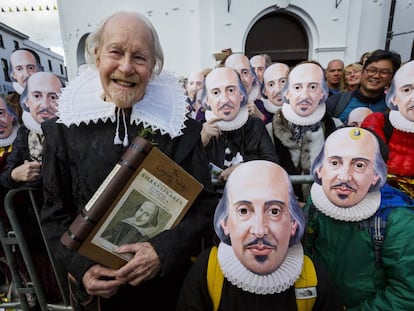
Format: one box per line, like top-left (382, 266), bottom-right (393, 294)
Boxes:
top-left (295, 255), bottom-right (318, 311)
top-left (207, 246), bottom-right (224, 311)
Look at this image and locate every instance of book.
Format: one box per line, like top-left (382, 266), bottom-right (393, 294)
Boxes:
top-left (61, 136), bottom-right (203, 269)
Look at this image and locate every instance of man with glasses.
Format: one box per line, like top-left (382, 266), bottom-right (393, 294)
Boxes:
top-left (326, 49), bottom-right (401, 124)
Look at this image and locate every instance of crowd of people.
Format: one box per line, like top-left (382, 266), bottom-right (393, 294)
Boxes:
top-left (0, 9), bottom-right (413, 311)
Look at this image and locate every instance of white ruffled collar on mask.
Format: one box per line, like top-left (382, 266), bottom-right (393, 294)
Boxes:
top-left (217, 242), bottom-right (304, 295)
top-left (263, 98), bottom-right (282, 114)
top-left (0, 125), bottom-right (19, 147)
top-left (205, 105), bottom-right (249, 131)
top-left (282, 102), bottom-right (326, 126)
top-left (389, 110), bottom-right (414, 133)
top-left (22, 111), bottom-right (42, 134)
top-left (310, 183), bottom-right (380, 222)
top-left (56, 65), bottom-right (188, 139)
top-left (13, 82), bottom-right (24, 95)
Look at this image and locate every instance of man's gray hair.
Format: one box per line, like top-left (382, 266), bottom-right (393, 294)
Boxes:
top-left (84, 11), bottom-right (164, 79)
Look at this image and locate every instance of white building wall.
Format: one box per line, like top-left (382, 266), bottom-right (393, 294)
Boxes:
top-left (57, 0), bottom-right (409, 80)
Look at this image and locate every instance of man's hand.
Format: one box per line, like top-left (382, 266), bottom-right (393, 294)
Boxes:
top-left (247, 101), bottom-right (265, 121)
top-left (11, 160), bottom-right (41, 182)
top-left (82, 264), bottom-right (123, 298)
top-left (114, 242), bottom-right (161, 286)
top-left (201, 117), bottom-right (222, 146)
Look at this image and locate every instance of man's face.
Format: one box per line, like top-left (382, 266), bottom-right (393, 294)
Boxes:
top-left (390, 61), bottom-right (414, 122)
top-left (25, 72), bottom-right (60, 124)
top-left (360, 59), bottom-right (394, 96)
top-left (0, 99), bottom-right (15, 139)
top-left (285, 63), bottom-right (325, 117)
top-left (222, 162), bottom-right (297, 275)
top-left (205, 68), bottom-right (243, 121)
top-left (316, 128), bottom-right (380, 207)
top-left (95, 13), bottom-right (154, 108)
top-left (263, 63), bottom-right (289, 106)
top-left (186, 72), bottom-right (204, 99)
top-left (135, 201), bottom-right (156, 227)
top-left (225, 54), bottom-right (254, 95)
top-left (250, 55), bottom-right (266, 84)
top-left (10, 50), bottom-right (39, 88)
top-left (325, 60), bottom-right (343, 88)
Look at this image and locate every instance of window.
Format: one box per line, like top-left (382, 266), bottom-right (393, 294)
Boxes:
top-left (60, 64), bottom-right (63, 74)
top-left (2, 58), bottom-right (11, 82)
top-left (0, 35), bottom-right (4, 48)
top-left (48, 59), bottom-right (52, 71)
top-left (13, 40), bottom-right (19, 49)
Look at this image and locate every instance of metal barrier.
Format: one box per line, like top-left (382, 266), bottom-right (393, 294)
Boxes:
top-left (2, 187), bottom-right (72, 311)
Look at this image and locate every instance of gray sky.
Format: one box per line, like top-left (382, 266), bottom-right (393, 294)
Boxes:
top-left (0, 1), bottom-right (64, 57)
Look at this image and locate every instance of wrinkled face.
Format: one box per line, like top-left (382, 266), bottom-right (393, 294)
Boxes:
top-left (360, 59), bottom-right (393, 96)
top-left (95, 13), bottom-right (154, 108)
top-left (186, 72), bottom-right (204, 99)
top-left (263, 63), bottom-right (289, 106)
top-left (0, 99), bottom-right (15, 139)
top-left (250, 55), bottom-right (266, 84)
top-left (222, 162), bottom-right (297, 275)
top-left (285, 63), bottom-right (325, 117)
top-left (205, 68), bottom-right (243, 121)
top-left (135, 201), bottom-right (157, 227)
top-left (344, 67), bottom-right (362, 88)
top-left (317, 128), bottom-right (380, 207)
top-left (390, 61), bottom-right (414, 122)
top-left (10, 50), bottom-right (40, 88)
top-left (325, 60), bottom-right (343, 88)
top-left (225, 54), bottom-right (254, 95)
top-left (25, 72), bottom-right (60, 124)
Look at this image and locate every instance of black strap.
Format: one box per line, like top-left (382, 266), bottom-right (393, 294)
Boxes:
top-left (333, 91), bottom-right (353, 118)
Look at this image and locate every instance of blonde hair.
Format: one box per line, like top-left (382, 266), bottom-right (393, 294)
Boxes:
top-left (340, 62), bottom-right (363, 92)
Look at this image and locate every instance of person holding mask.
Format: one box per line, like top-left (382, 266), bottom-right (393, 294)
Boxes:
top-left (200, 67), bottom-right (278, 182)
top-left (269, 61), bottom-right (336, 202)
top-left (362, 60), bottom-right (414, 197)
top-left (40, 11), bottom-right (217, 310)
top-left (0, 71), bottom-right (62, 188)
top-left (303, 127), bottom-right (414, 310)
top-left (177, 160), bottom-right (341, 311)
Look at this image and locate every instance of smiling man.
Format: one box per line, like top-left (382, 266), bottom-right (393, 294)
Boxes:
top-left (304, 127), bottom-right (414, 310)
top-left (361, 59), bottom-right (414, 197)
top-left (177, 160), bottom-right (341, 311)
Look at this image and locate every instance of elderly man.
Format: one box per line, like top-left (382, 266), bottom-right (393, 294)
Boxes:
top-left (325, 59), bottom-right (344, 96)
top-left (362, 60), bottom-right (414, 197)
top-left (7, 48), bottom-right (43, 124)
top-left (39, 11), bottom-right (217, 310)
top-left (177, 160), bottom-right (341, 311)
top-left (225, 53), bottom-right (272, 123)
top-left (269, 61), bottom-right (336, 202)
top-left (304, 127), bottom-right (414, 310)
top-left (200, 67), bottom-right (278, 182)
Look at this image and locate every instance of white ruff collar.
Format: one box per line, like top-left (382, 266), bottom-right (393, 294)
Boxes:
top-left (282, 103), bottom-right (326, 126)
top-left (56, 65), bottom-right (187, 138)
top-left (263, 98), bottom-right (281, 114)
top-left (13, 82), bottom-right (24, 95)
top-left (217, 242), bottom-right (303, 295)
top-left (0, 125), bottom-right (18, 147)
top-left (389, 110), bottom-right (414, 133)
top-left (22, 111), bottom-right (42, 134)
top-left (205, 105), bottom-right (249, 131)
top-left (310, 183), bottom-right (380, 221)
